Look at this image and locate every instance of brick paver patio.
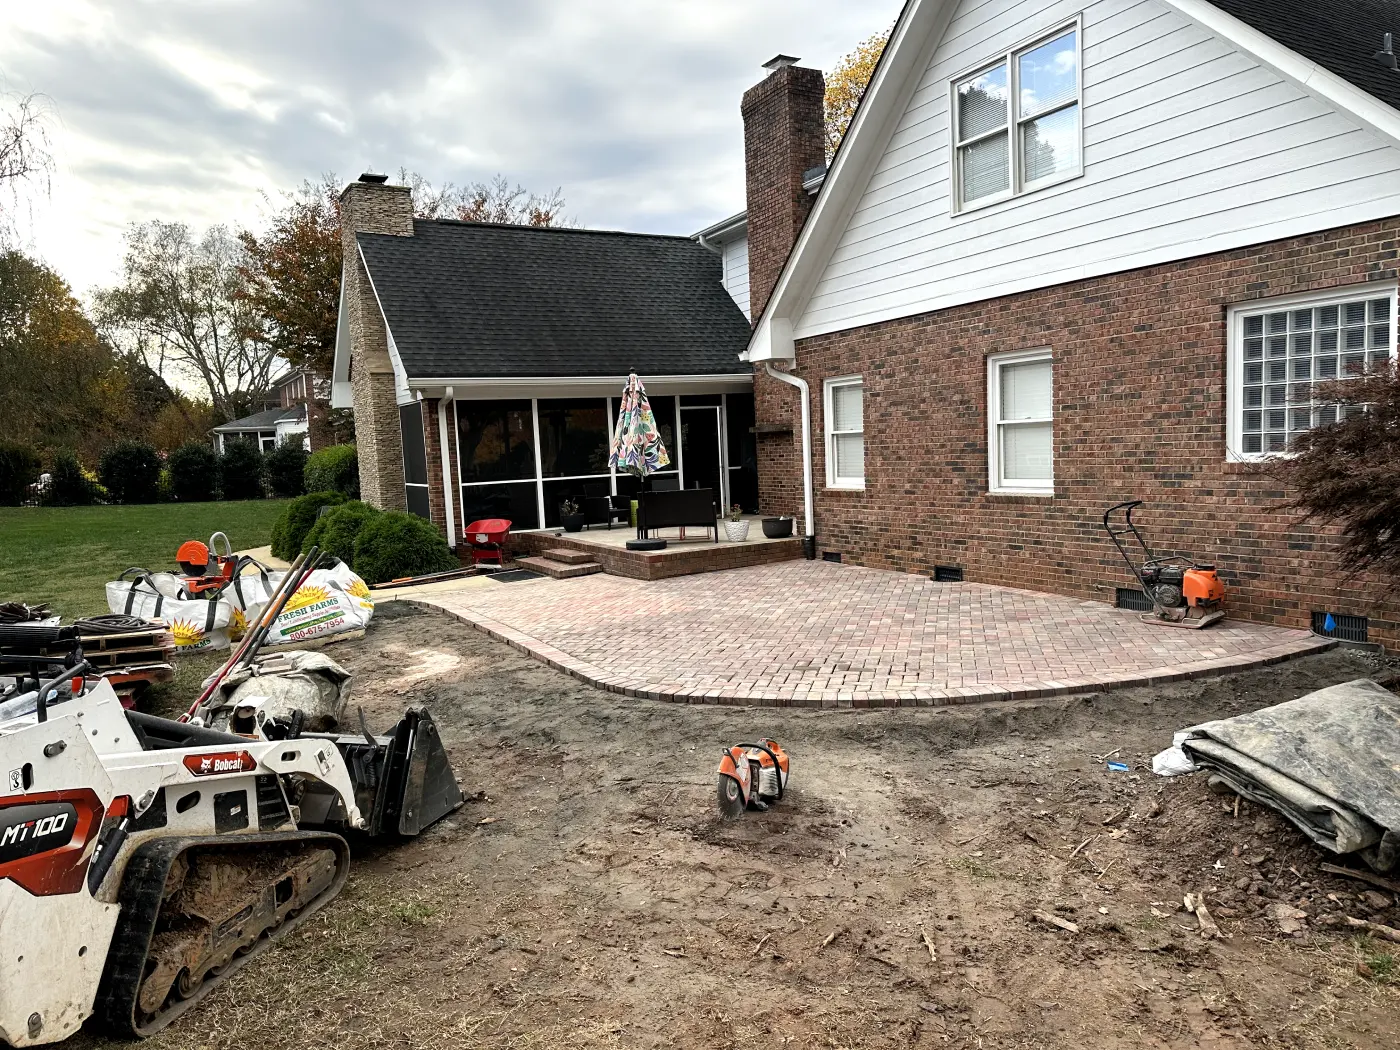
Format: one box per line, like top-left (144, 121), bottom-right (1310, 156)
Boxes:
top-left (414, 561), bottom-right (1332, 707)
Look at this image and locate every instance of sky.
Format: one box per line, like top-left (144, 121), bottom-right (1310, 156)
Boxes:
top-left (0, 0), bottom-right (901, 296)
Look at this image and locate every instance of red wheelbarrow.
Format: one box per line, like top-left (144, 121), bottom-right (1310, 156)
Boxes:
top-left (464, 518), bottom-right (512, 569)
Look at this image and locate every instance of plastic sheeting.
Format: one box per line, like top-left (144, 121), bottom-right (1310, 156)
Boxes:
top-left (1154, 679), bottom-right (1400, 872)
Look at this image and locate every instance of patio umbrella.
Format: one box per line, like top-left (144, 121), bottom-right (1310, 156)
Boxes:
top-left (609, 373), bottom-right (671, 478)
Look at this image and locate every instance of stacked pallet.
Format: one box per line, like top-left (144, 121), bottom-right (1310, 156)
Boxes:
top-left (74, 616), bottom-right (177, 705)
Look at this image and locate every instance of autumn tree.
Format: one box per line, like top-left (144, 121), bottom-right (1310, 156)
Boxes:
top-left (95, 222), bottom-right (276, 423)
top-left (824, 30), bottom-right (890, 161)
top-left (1266, 366), bottom-right (1400, 584)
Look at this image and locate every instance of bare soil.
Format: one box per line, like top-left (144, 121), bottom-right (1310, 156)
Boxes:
top-left (96, 603), bottom-right (1400, 1050)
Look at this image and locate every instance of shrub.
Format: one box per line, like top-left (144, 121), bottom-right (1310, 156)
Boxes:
top-left (98, 440), bottom-right (162, 504)
top-left (167, 442), bottom-right (220, 502)
top-left (265, 442), bottom-right (308, 499)
top-left (353, 511), bottom-right (457, 585)
top-left (0, 441), bottom-right (40, 506)
top-left (45, 449), bottom-right (98, 506)
top-left (270, 490), bottom-right (346, 560)
top-left (302, 501), bottom-right (380, 564)
top-left (219, 440), bottom-right (266, 501)
top-left (304, 443), bottom-right (359, 498)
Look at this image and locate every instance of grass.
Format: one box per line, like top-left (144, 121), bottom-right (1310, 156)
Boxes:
top-left (0, 501), bottom-right (289, 618)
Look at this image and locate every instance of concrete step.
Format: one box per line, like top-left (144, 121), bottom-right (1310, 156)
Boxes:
top-left (541, 547), bottom-right (596, 565)
top-left (516, 556), bottom-right (603, 580)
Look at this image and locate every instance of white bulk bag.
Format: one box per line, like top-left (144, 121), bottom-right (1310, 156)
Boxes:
top-left (246, 560), bottom-right (374, 648)
top-left (104, 572), bottom-right (233, 652)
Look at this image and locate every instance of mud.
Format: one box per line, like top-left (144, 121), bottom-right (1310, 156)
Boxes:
top-left (103, 603), bottom-right (1400, 1050)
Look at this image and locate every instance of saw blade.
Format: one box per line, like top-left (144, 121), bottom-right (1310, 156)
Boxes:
top-left (716, 774), bottom-right (746, 818)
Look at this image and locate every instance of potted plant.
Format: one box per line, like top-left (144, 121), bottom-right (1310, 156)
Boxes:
top-left (762, 514), bottom-right (795, 539)
top-left (723, 503), bottom-right (750, 542)
top-left (560, 498), bottom-right (585, 533)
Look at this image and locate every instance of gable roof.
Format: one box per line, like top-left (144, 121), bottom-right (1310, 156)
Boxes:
top-left (746, 0), bottom-right (1400, 363)
top-left (211, 405), bottom-right (304, 433)
top-left (357, 220), bottom-right (752, 381)
top-left (1205, 0), bottom-right (1400, 111)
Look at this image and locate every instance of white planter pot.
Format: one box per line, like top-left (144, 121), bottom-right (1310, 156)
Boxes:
top-left (724, 520), bottom-right (750, 542)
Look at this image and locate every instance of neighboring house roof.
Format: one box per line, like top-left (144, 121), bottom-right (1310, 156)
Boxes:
top-left (357, 220), bottom-right (752, 380)
top-left (1205, 0), bottom-right (1400, 111)
top-left (211, 405), bottom-right (305, 433)
top-left (746, 0), bottom-right (1400, 363)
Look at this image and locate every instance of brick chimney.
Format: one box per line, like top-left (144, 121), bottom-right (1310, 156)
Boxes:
top-left (742, 55), bottom-right (825, 321)
top-left (339, 173), bottom-right (413, 511)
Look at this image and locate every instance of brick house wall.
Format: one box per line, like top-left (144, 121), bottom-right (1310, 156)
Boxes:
top-left (772, 217), bottom-right (1400, 643)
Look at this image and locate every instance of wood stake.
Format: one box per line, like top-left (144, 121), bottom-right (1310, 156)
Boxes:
top-left (818, 928), bottom-right (843, 951)
top-left (919, 925), bottom-right (937, 964)
top-left (1320, 863), bottom-right (1400, 895)
top-left (1343, 915), bottom-right (1400, 944)
top-left (1033, 911), bottom-right (1079, 934)
top-left (1068, 838), bottom-right (1092, 860)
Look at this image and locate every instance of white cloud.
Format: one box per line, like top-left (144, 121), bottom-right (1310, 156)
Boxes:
top-left (0, 0), bottom-right (900, 293)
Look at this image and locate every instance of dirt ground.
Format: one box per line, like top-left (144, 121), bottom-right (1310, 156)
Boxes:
top-left (94, 603), bottom-right (1400, 1050)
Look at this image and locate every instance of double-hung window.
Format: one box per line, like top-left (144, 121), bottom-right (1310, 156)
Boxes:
top-left (825, 376), bottom-right (864, 489)
top-left (953, 22), bottom-right (1081, 212)
top-left (1228, 285), bottom-right (1396, 457)
top-left (988, 350), bottom-right (1054, 494)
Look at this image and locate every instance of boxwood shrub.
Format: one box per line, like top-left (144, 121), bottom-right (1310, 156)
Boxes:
top-left (167, 442), bottom-right (220, 502)
top-left (45, 449), bottom-right (98, 506)
top-left (353, 511), bottom-right (457, 585)
top-left (0, 441), bottom-right (40, 506)
top-left (98, 440), bottom-right (163, 504)
top-left (304, 443), bottom-right (359, 498)
top-left (265, 442), bottom-right (308, 499)
top-left (302, 501), bottom-right (380, 565)
top-left (270, 490), bottom-right (347, 560)
top-left (219, 440), bottom-right (266, 501)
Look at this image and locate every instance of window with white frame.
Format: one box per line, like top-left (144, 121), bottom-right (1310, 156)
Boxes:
top-left (953, 23), bottom-right (1081, 212)
top-left (825, 377), bottom-right (864, 489)
top-left (1229, 285), bottom-right (1396, 457)
top-left (988, 350), bottom-right (1053, 493)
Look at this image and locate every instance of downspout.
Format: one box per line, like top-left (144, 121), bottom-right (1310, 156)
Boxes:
top-left (437, 387), bottom-right (457, 549)
top-left (762, 362), bottom-right (815, 557)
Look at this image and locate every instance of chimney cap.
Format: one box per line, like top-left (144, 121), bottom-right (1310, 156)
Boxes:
top-left (763, 54), bottom-right (800, 72)
top-left (358, 172), bottom-right (389, 184)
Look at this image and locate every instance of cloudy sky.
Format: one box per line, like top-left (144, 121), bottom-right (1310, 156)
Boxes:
top-left (0, 0), bottom-right (900, 295)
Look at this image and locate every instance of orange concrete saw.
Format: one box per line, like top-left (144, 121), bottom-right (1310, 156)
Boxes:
top-left (717, 740), bottom-right (790, 818)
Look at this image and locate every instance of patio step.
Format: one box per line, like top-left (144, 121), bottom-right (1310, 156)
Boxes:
top-left (516, 555), bottom-right (603, 580)
top-left (541, 547), bottom-right (596, 565)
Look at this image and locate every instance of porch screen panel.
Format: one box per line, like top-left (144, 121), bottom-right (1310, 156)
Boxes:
top-left (457, 400), bottom-right (536, 482)
top-left (399, 404), bottom-right (431, 520)
top-left (537, 398), bottom-right (610, 477)
top-left (460, 482), bottom-right (539, 531)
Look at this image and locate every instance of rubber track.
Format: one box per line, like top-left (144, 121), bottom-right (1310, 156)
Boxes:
top-left (91, 831), bottom-right (350, 1038)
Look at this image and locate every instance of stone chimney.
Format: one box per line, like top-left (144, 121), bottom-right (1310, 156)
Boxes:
top-left (742, 55), bottom-right (825, 321)
top-left (339, 173), bottom-right (413, 511)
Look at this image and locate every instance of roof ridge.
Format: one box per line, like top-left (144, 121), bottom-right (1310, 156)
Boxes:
top-left (407, 218), bottom-right (702, 243)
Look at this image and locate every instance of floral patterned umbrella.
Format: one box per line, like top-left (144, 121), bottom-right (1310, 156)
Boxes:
top-left (609, 373), bottom-right (672, 477)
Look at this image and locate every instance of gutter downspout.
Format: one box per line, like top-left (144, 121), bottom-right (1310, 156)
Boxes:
top-left (762, 362), bottom-right (815, 556)
top-left (437, 388), bottom-right (457, 549)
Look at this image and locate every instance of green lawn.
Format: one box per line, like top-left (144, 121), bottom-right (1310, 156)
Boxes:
top-left (0, 501), bottom-right (289, 619)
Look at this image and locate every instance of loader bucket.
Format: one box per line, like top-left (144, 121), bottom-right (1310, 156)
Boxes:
top-left (336, 708), bottom-right (463, 837)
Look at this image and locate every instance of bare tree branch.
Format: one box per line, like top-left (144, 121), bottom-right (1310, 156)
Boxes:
top-left (0, 86), bottom-right (56, 244)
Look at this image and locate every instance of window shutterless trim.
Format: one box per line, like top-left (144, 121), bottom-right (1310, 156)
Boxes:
top-left (824, 375), bottom-right (865, 490)
top-left (987, 348), bottom-right (1054, 495)
top-left (950, 17), bottom-right (1083, 216)
top-left (1225, 282), bottom-right (1398, 462)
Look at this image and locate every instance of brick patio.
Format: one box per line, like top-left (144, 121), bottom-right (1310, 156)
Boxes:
top-left (411, 561), bottom-right (1333, 708)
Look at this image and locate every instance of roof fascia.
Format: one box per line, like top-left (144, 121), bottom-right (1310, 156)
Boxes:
top-left (745, 0), bottom-right (953, 361)
top-left (405, 373), bottom-right (754, 401)
top-left (1161, 0), bottom-right (1400, 151)
top-left (693, 211), bottom-right (748, 241)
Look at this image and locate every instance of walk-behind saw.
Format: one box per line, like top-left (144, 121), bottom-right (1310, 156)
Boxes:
top-left (716, 740), bottom-right (791, 817)
top-left (1103, 500), bottom-right (1225, 629)
top-left (0, 550), bottom-right (463, 1047)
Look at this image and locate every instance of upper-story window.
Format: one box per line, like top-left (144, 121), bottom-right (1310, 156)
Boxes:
top-left (952, 23), bottom-right (1081, 213)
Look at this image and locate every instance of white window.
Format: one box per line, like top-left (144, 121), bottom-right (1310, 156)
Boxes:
top-left (988, 350), bottom-right (1053, 494)
top-left (1228, 285), bottom-right (1396, 458)
top-left (825, 376), bottom-right (864, 489)
top-left (952, 22), bottom-right (1081, 213)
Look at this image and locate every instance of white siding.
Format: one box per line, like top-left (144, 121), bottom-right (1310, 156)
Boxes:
top-left (722, 234), bottom-right (751, 318)
top-left (793, 0), bottom-right (1400, 340)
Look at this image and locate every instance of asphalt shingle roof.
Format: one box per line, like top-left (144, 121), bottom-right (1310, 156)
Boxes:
top-left (1207, 0), bottom-right (1400, 111)
top-left (357, 220), bottom-right (752, 380)
top-left (212, 405), bottom-right (304, 432)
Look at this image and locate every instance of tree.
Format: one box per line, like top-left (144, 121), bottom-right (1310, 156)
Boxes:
top-left (399, 171), bottom-right (569, 227)
top-left (95, 222), bottom-right (276, 423)
top-left (1266, 366), bottom-right (1400, 584)
top-left (0, 86), bottom-right (54, 244)
top-left (825, 31), bottom-right (890, 161)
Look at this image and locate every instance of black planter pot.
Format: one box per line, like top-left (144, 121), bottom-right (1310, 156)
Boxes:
top-left (761, 516), bottom-right (794, 539)
top-left (561, 513), bottom-right (585, 533)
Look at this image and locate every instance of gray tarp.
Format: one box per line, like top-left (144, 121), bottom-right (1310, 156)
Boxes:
top-left (1168, 679), bottom-right (1400, 872)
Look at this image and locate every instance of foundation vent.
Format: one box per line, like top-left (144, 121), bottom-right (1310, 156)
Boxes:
top-left (933, 565), bottom-right (964, 583)
top-left (821, 551), bottom-right (842, 563)
top-left (1311, 611), bottom-right (1369, 643)
top-left (1115, 587), bottom-right (1153, 612)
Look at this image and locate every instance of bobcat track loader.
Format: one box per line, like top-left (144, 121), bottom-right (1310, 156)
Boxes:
top-left (0, 624), bottom-right (463, 1047)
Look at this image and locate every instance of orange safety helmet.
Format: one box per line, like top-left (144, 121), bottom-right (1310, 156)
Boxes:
top-left (176, 540), bottom-right (210, 575)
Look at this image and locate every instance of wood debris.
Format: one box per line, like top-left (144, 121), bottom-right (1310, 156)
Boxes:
top-left (919, 925), bottom-right (937, 964)
top-left (751, 933), bottom-right (772, 957)
top-left (1184, 893), bottom-right (1226, 940)
top-left (1320, 863), bottom-right (1400, 894)
top-left (1342, 915), bottom-right (1400, 944)
top-left (1033, 911), bottom-right (1079, 934)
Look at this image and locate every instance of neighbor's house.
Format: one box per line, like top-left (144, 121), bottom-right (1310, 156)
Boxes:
top-left (211, 368), bottom-right (319, 452)
top-left (330, 176), bottom-right (756, 546)
top-left (737, 0), bottom-right (1400, 643)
